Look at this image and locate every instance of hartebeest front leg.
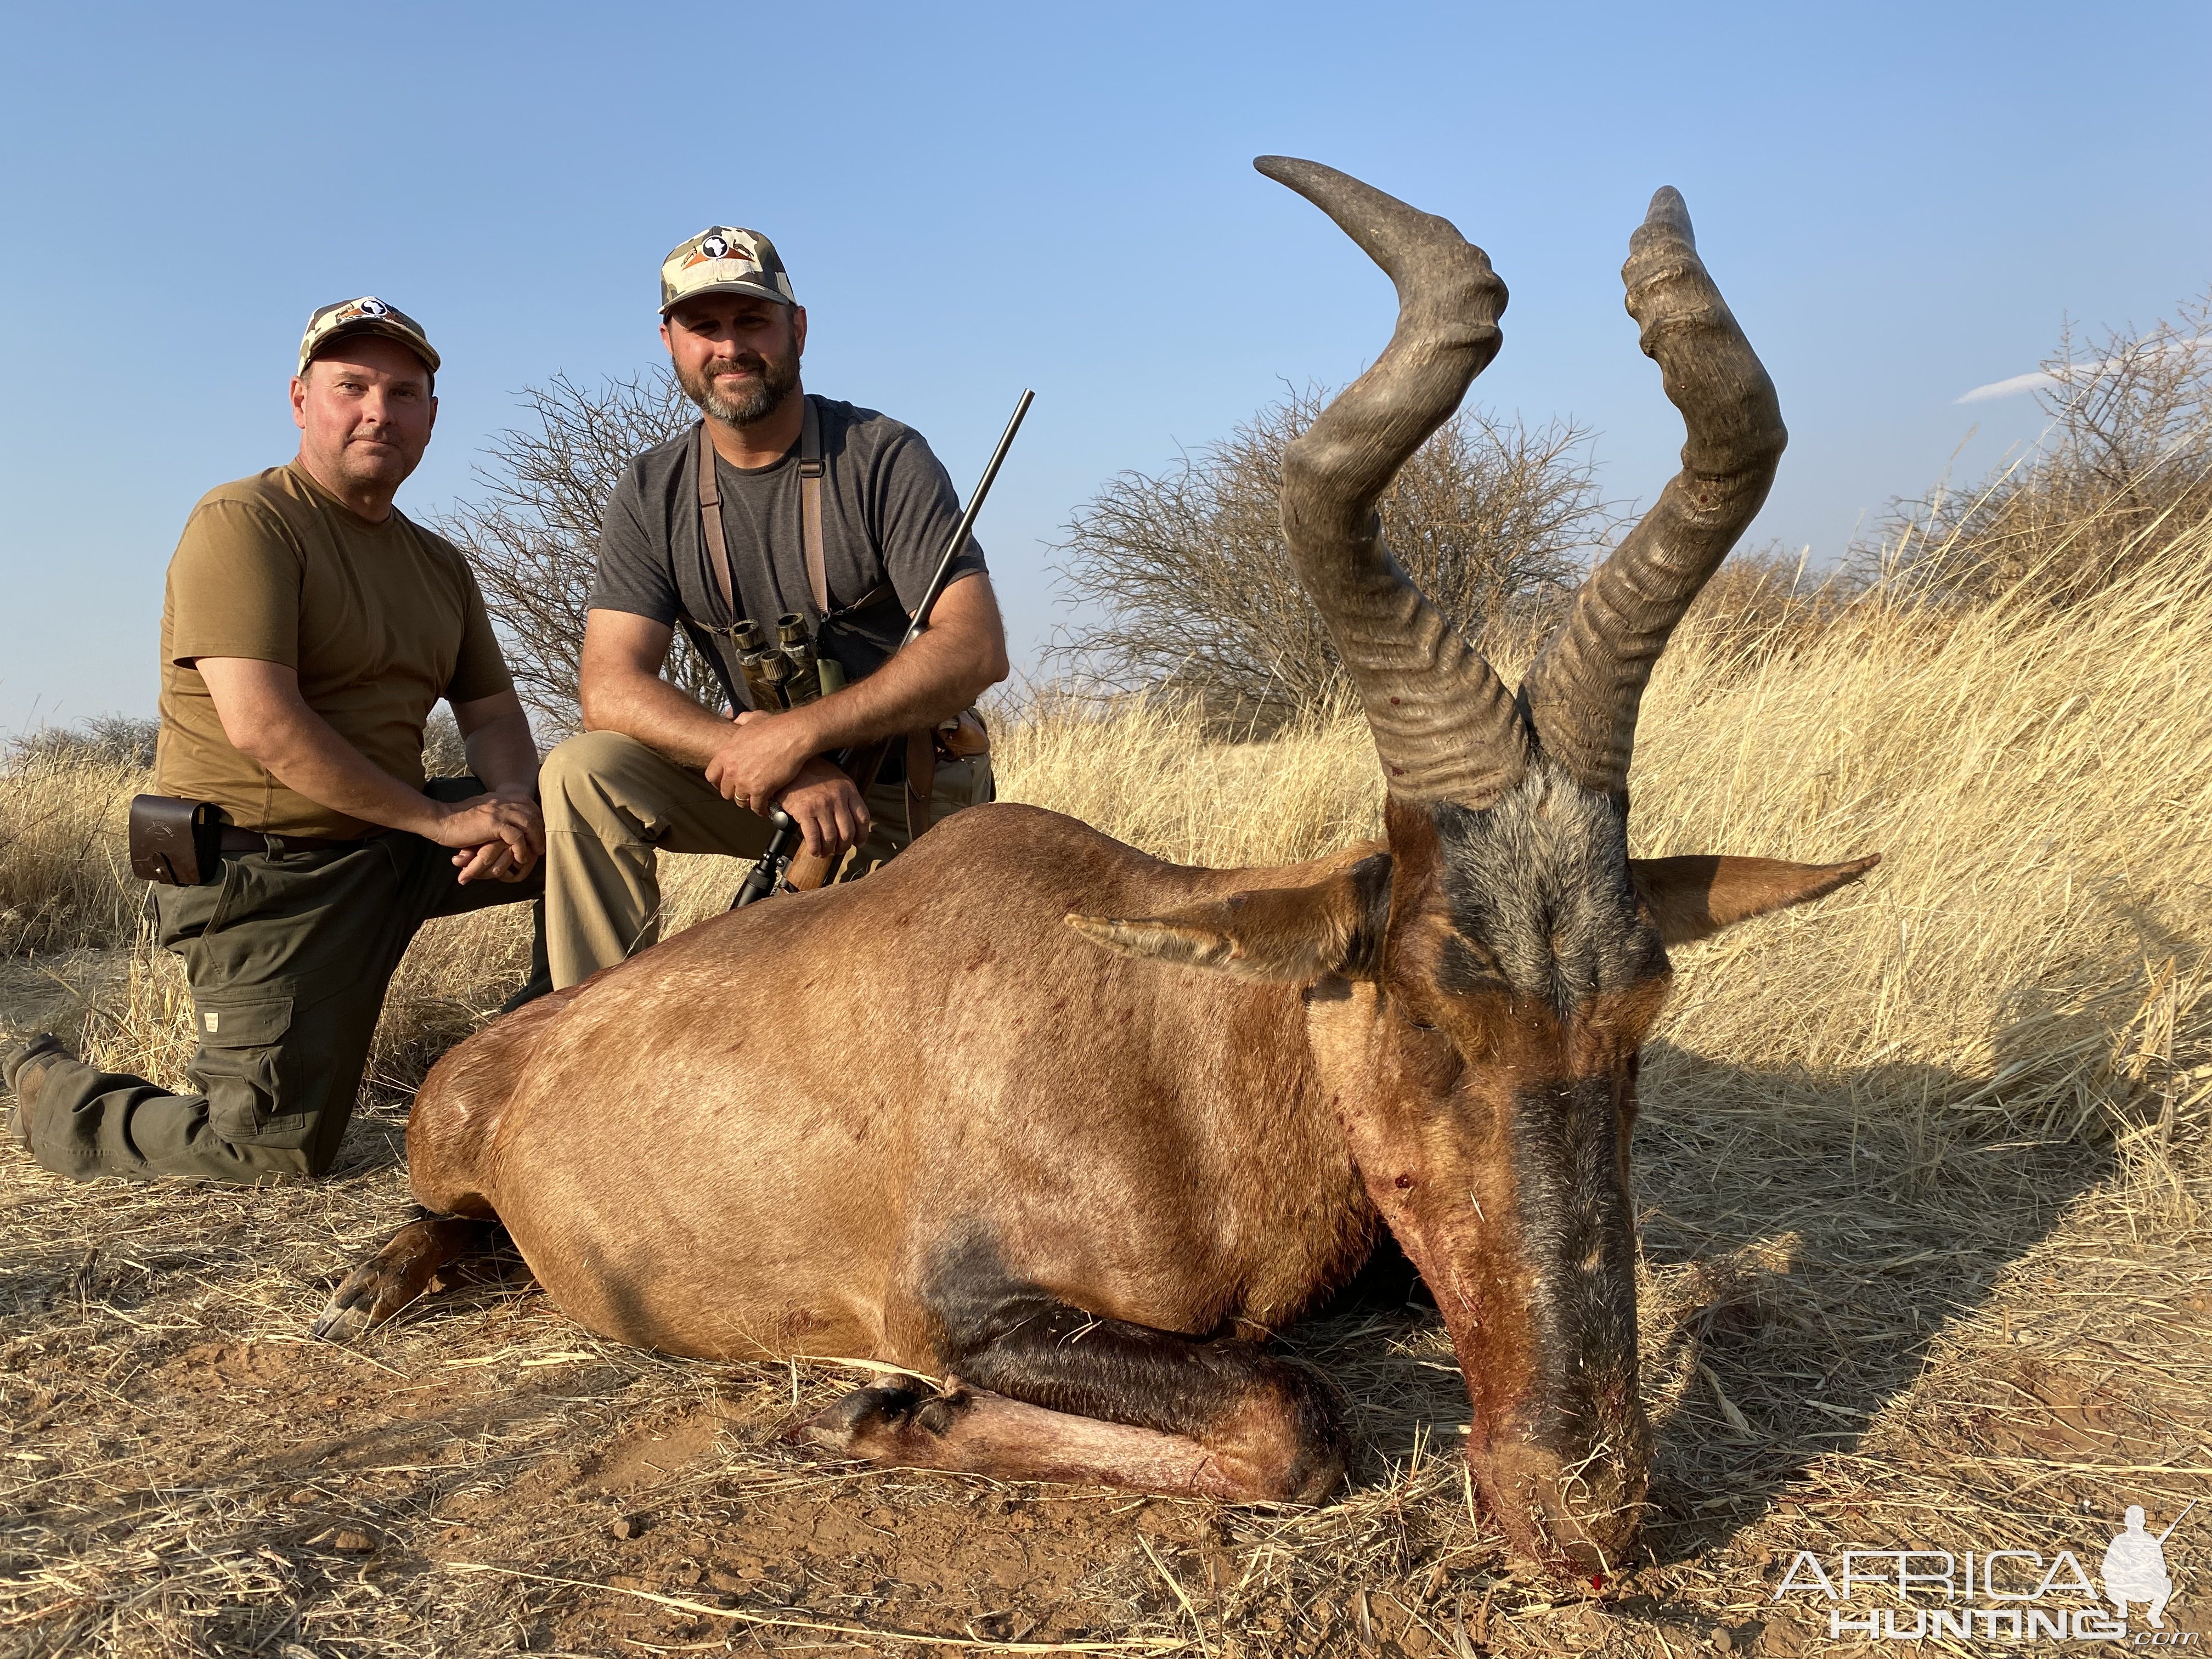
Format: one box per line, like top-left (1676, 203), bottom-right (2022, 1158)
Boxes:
top-left (803, 1280), bottom-right (1348, 1502)
top-left (310, 1212), bottom-right (505, 1342)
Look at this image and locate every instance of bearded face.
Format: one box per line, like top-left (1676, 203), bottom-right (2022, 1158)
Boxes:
top-left (667, 301), bottom-right (802, 427)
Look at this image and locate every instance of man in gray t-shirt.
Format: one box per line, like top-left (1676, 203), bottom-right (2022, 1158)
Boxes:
top-left (537, 224), bottom-right (1010, 988)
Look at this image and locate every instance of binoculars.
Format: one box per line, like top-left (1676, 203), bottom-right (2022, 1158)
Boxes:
top-left (729, 613), bottom-right (845, 712)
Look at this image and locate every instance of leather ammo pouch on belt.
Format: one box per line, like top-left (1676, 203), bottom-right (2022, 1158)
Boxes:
top-left (128, 795), bottom-right (224, 887)
top-left (937, 708), bottom-right (990, 760)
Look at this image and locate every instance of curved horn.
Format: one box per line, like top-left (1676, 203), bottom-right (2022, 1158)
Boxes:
top-left (1520, 188), bottom-right (1786, 799)
top-left (1257, 156), bottom-right (1527, 809)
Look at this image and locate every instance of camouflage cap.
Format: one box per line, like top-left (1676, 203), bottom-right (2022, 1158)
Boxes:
top-left (660, 226), bottom-right (796, 315)
top-left (296, 296), bottom-right (441, 378)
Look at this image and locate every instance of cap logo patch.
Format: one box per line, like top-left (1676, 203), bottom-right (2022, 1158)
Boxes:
top-left (698, 233), bottom-right (731, 259)
top-left (682, 246), bottom-right (759, 273)
top-left (345, 296), bottom-right (391, 320)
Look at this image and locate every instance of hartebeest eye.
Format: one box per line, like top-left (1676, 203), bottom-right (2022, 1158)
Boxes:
top-left (1388, 988), bottom-right (1445, 1033)
top-left (1383, 990), bottom-right (1464, 1079)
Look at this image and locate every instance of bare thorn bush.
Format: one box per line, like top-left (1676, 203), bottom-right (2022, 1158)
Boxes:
top-left (420, 708), bottom-right (470, 775)
top-left (433, 371), bottom-right (716, 733)
top-left (5, 715), bottom-right (160, 771)
top-left (1051, 390), bottom-right (1613, 729)
top-left (1880, 285), bottom-right (2212, 605)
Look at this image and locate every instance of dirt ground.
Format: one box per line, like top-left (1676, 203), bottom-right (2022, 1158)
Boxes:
top-left (5, 929), bottom-right (2208, 1658)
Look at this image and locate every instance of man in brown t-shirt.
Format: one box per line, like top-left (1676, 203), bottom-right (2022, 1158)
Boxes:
top-left (4, 298), bottom-right (546, 1184)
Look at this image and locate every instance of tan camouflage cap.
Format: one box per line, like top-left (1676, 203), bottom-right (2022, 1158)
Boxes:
top-left (660, 226), bottom-right (796, 314)
top-left (296, 296), bottom-right (441, 377)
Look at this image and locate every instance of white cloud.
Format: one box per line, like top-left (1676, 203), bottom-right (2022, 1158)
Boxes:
top-left (1957, 370), bottom-right (2059, 404)
top-left (1957, 335), bottom-right (2210, 405)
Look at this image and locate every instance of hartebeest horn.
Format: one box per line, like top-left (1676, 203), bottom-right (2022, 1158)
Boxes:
top-left (1520, 188), bottom-right (1786, 799)
top-left (1256, 156), bottom-right (1527, 808)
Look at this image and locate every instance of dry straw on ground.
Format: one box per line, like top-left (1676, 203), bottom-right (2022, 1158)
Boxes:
top-left (3, 516), bottom-right (2209, 1656)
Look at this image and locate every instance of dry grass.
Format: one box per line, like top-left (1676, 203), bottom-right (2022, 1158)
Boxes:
top-left (0, 742), bottom-right (149, 957)
top-left (4, 518), bottom-right (2210, 1656)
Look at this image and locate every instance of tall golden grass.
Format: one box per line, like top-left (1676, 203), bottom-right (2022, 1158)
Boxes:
top-left (0, 743), bottom-right (145, 956)
top-left (1634, 540), bottom-right (2211, 1176)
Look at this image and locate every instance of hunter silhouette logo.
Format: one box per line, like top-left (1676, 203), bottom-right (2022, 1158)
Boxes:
top-left (2105, 1501), bottom-right (2193, 1629)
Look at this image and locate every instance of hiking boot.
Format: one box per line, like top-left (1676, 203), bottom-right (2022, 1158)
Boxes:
top-left (4, 1032), bottom-right (73, 1148)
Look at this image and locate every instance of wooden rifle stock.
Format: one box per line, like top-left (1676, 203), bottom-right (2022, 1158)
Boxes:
top-left (777, 737), bottom-right (892, 891)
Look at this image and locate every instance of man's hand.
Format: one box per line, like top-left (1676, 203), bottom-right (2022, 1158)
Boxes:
top-left (712, 721), bottom-right (876, 862)
top-left (705, 713), bottom-right (870, 860)
top-left (425, 792), bottom-right (545, 883)
top-left (704, 709), bottom-right (819, 813)
top-left (451, 841), bottom-right (535, 883)
top-left (777, 757), bottom-right (872, 860)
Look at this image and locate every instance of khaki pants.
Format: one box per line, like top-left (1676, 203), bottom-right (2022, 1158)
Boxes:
top-left (26, 778), bottom-right (542, 1184)
top-left (539, 730), bottom-right (992, 989)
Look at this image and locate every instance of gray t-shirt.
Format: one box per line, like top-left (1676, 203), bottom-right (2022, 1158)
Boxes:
top-left (590, 396), bottom-right (986, 708)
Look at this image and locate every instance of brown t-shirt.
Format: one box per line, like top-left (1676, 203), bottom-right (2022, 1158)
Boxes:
top-left (155, 464), bottom-right (512, 838)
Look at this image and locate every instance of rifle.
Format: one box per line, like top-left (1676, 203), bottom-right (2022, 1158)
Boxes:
top-left (730, 387), bottom-right (1034, 910)
top-left (2157, 1498), bottom-right (2198, 1545)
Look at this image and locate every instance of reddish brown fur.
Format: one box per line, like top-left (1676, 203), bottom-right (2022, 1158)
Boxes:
top-left (411, 808), bottom-right (1375, 1367)
top-left (1635, 854), bottom-right (1881, 946)
top-left (345, 794), bottom-right (1872, 1570)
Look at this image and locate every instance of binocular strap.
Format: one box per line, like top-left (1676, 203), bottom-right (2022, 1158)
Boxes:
top-left (696, 400), bottom-right (830, 623)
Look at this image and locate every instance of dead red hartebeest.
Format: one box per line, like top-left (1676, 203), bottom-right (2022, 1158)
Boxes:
top-left (316, 157), bottom-right (1876, 1578)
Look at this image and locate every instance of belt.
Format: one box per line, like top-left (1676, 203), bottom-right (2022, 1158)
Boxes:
top-left (219, 826), bottom-right (377, 856)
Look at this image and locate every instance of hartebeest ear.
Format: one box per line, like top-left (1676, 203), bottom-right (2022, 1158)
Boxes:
top-left (1631, 853), bottom-right (1881, 946)
top-left (1065, 854), bottom-right (1392, 983)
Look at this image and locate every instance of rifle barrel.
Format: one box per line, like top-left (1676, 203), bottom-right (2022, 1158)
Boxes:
top-left (898, 388), bottom-right (1034, 652)
top-left (2156, 1497), bottom-right (2197, 1544)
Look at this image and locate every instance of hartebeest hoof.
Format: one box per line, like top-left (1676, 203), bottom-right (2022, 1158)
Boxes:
top-left (311, 1216), bottom-right (497, 1342)
top-left (797, 1376), bottom-right (943, 1449)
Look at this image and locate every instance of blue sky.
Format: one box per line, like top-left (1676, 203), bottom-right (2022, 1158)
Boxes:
top-left (2, 0), bottom-right (2205, 733)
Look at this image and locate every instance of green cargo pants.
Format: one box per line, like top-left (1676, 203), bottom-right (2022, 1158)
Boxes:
top-left (25, 779), bottom-right (541, 1185)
